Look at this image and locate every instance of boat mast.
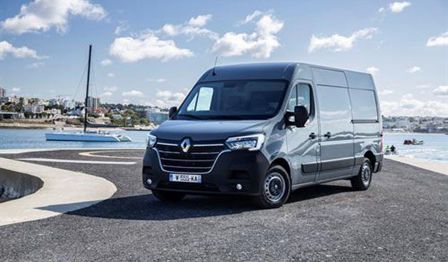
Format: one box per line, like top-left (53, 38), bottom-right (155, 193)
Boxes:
top-left (84, 44), bottom-right (92, 133)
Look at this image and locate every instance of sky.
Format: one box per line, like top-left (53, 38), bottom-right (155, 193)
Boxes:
top-left (0, 0), bottom-right (447, 116)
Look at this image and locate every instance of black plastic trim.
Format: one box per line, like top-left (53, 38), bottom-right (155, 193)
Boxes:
top-left (351, 119), bottom-right (379, 124)
top-left (302, 162), bottom-right (319, 173)
top-left (320, 157), bottom-right (354, 171)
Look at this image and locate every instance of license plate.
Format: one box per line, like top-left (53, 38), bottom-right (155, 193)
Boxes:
top-left (169, 173), bottom-right (202, 183)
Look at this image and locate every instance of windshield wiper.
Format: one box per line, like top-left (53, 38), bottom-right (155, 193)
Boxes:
top-left (209, 115), bottom-right (244, 120)
top-left (177, 114), bottom-right (204, 120)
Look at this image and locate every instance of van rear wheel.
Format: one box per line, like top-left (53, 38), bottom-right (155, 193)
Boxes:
top-left (253, 165), bottom-right (291, 209)
top-left (152, 190), bottom-right (185, 202)
top-left (351, 158), bottom-right (372, 190)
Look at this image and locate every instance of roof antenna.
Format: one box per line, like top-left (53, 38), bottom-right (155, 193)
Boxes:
top-left (212, 56), bottom-right (219, 76)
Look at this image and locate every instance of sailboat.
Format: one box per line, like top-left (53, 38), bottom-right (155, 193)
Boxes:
top-left (45, 45), bottom-right (131, 142)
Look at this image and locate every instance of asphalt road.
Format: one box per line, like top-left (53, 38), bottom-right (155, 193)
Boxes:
top-left (0, 149), bottom-right (447, 261)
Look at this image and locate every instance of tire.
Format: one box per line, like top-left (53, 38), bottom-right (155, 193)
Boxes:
top-left (151, 190), bottom-right (185, 202)
top-left (351, 158), bottom-right (373, 191)
top-left (253, 165), bottom-right (291, 209)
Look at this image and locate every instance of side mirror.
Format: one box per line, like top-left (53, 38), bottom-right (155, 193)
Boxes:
top-left (168, 106), bottom-right (177, 119)
top-left (294, 105), bottom-right (309, 127)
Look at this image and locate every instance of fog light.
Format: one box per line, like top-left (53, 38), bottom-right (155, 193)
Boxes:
top-left (146, 178), bottom-right (152, 185)
top-left (236, 184), bottom-right (242, 190)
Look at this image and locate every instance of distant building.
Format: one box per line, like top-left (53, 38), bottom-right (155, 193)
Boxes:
top-left (62, 99), bottom-right (75, 109)
top-left (0, 97), bottom-right (10, 104)
top-left (134, 106), bottom-right (148, 118)
top-left (0, 111), bottom-right (19, 120)
top-left (111, 114), bottom-right (123, 120)
top-left (0, 96), bottom-right (20, 104)
top-left (45, 108), bottom-right (61, 115)
top-left (48, 98), bottom-right (59, 107)
top-left (0, 87), bottom-right (5, 97)
top-left (87, 96), bottom-right (100, 112)
top-left (147, 108), bottom-right (168, 125)
top-left (24, 104), bottom-right (45, 114)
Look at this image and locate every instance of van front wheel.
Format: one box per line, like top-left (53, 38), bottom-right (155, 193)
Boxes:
top-left (253, 165), bottom-right (291, 209)
top-left (351, 158), bottom-right (372, 190)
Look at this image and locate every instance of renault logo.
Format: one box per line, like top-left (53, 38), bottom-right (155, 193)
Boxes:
top-left (180, 138), bottom-right (191, 153)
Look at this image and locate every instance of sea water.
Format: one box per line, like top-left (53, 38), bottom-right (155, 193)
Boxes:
top-left (383, 132), bottom-right (448, 163)
top-left (0, 128), bottom-right (147, 150)
top-left (1, 129), bottom-right (447, 163)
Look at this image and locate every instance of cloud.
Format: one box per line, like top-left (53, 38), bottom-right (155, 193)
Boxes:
top-left (100, 86), bottom-right (117, 100)
top-left (426, 32), bottom-right (448, 47)
top-left (12, 87), bottom-right (21, 92)
top-left (27, 61), bottom-right (45, 68)
top-left (122, 90), bottom-right (144, 97)
top-left (378, 7), bottom-right (385, 13)
top-left (107, 72), bottom-right (114, 77)
top-left (114, 21), bottom-right (129, 35)
top-left (399, 94), bottom-right (425, 110)
top-left (416, 84), bottom-right (430, 89)
top-left (308, 27), bottom-right (377, 52)
top-left (389, 2), bottom-right (412, 13)
top-left (241, 10), bottom-right (267, 24)
top-left (212, 10), bottom-right (284, 58)
top-left (0, 41), bottom-right (45, 60)
top-left (110, 33), bottom-right (193, 62)
top-left (1, 0), bottom-right (106, 34)
top-left (161, 14), bottom-right (217, 39)
top-left (407, 66), bottom-right (421, 73)
top-left (109, 11), bottom-right (282, 61)
top-left (101, 91), bottom-right (113, 97)
top-left (381, 94), bottom-right (448, 117)
top-left (152, 90), bottom-right (186, 108)
top-left (433, 86), bottom-right (448, 96)
top-left (147, 78), bottom-right (167, 83)
top-left (366, 66), bottom-right (379, 76)
top-left (378, 89), bottom-right (394, 96)
top-left (100, 59), bottom-right (112, 66)
top-left (188, 14), bottom-right (212, 27)
top-left (103, 86), bottom-right (118, 92)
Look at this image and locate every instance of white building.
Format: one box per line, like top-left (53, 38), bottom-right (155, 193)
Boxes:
top-left (147, 108), bottom-right (169, 125)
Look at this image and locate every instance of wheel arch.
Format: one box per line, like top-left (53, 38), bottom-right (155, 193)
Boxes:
top-left (269, 157), bottom-right (291, 178)
top-left (364, 150), bottom-right (376, 166)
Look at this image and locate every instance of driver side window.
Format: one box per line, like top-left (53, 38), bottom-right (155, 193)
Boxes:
top-left (186, 87), bottom-right (214, 112)
top-left (287, 83), bottom-right (312, 116)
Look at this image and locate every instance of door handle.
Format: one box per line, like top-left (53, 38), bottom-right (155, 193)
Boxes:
top-left (309, 132), bottom-right (317, 139)
top-left (324, 132), bottom-right (331, 138)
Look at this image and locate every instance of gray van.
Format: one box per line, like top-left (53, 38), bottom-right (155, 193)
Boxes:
top-left (142, 63), bottom-right (383, 208)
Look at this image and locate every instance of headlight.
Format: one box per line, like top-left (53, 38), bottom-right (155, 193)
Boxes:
top-left (225, 134), bottom-right (265, 151)
top-left (147, 134), bottom-right (157, 148)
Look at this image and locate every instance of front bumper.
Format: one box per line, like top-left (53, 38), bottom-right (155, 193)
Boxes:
top-left (142, 148), bottom-right (270, 196)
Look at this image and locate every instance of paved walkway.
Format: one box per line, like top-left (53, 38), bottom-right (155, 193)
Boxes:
top-left (385, 155), bottom-right (448, 176)
top-left (0, 157), bottom-right (116, 226)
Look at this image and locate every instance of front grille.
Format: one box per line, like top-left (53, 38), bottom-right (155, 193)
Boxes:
top-left (155, 139), bottom-right (226, 173)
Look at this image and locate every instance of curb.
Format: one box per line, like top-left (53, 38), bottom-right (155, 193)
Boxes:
top-left (0, 157), bottom-right (117, 226)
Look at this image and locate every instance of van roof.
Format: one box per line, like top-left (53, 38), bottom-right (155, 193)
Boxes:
top-left (198, 62), bottom-right (297, 82)
top-left (199, 62), bottom-right (371, 80)
top-left (198, 62), bottom-right (375, 90)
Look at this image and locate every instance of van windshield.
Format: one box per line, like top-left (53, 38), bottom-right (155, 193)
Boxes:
top-left (176, 80), bottom-right (288, 120)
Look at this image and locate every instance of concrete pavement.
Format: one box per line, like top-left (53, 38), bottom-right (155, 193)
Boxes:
top-left (0, 149), bottom-right (447, 261)
top-left (0, 157), bottom-right (116, 226)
